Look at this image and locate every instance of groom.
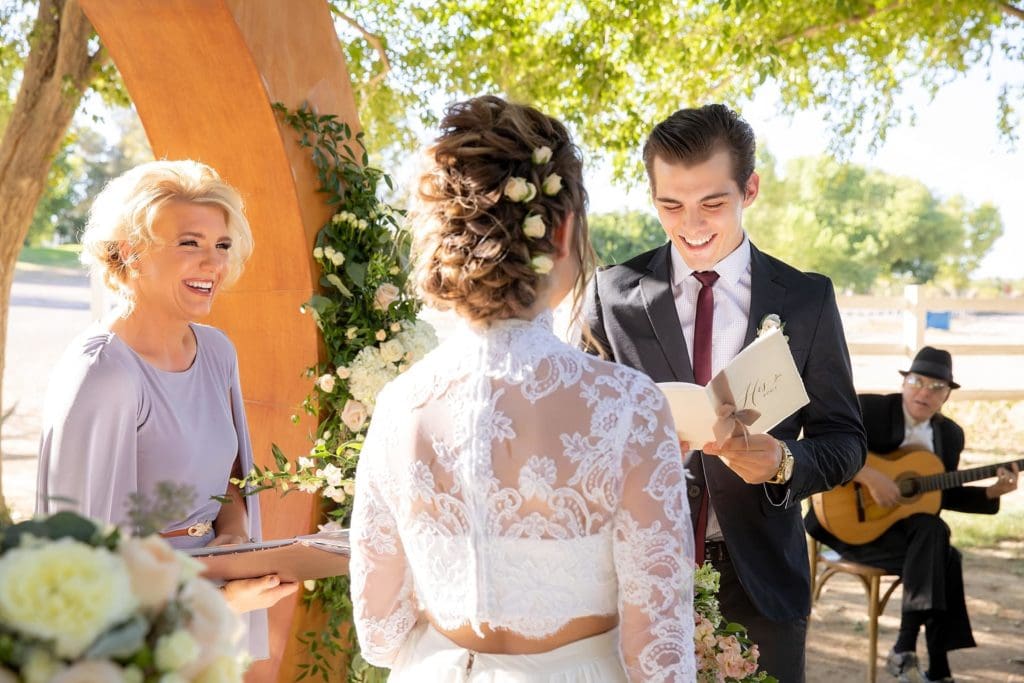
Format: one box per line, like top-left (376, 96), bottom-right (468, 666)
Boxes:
top-left (583, 104), bottom-right (866, 681)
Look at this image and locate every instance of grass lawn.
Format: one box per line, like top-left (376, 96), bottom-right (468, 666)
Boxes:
top-left (17, 244), bottom-right (83, 269)
top-left (947, 486), bottom-right (1024, 549)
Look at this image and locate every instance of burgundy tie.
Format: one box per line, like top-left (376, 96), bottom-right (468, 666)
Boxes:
top-left (691, 270), bottom-right (719, 564)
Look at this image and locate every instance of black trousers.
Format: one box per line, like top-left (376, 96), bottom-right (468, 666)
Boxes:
top-left (828, 513), bottom-right (976, 653)
top-left (709, 548), bottom-right (808, 683)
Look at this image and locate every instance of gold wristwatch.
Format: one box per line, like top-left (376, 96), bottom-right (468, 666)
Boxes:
top-left (769, 441), bottom-right (794, 485)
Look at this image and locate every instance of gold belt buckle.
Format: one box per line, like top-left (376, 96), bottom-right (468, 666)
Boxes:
top-left (187, 520), bottom-right (213, 537)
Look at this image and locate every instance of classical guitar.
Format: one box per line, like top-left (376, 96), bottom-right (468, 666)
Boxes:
top-left (811, 448), bottom-right (1024, 545)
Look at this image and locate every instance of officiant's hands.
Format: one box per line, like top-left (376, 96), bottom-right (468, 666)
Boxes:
top-left (222, 574), bottom-right (299, 613)
top-left (701, 434), bottom-right (783, 484)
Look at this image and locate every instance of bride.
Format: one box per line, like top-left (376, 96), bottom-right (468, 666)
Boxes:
top-left (349, 96), bottom-right (695, 682)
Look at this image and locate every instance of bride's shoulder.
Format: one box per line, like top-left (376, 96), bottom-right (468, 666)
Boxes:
top-left (579, 354), bottom-right (662, 402)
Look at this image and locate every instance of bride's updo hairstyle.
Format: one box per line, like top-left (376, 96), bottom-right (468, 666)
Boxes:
top-left (412, 95), bottom-right (594, 322)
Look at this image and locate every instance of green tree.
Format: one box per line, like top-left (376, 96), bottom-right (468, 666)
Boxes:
top-left (332, 0), bottom-right (1024, 173)
top-left (745, 154), bottom-right (1003, 292)
top-left (588, 210), bottom-right (666, 265)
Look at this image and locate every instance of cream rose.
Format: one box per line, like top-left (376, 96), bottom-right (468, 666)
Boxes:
top-left (530, 254), bottom-right (554, 275)
top-left (317, 373), bottom-right (336, 393)
top-left (373, 282), bottom-right (400, 311)
top-left (0, 539), bottom-right (138, 659)
top-left (542, 173), bottom-right (562, 196)
top-left (522, 214), bottom-right (546, 239)
top-left (379, 338), bottom-right (405, 364)
top-left (341, 399), bottom-right (368, 432)
top-left (119, 535), bottom-right (182, 610)
top-left (330, 251), bottom-right (346, 266)
top-left (531, 146), bottom-right (552, 164)
top-left (504, 177), bottom-right (537, 203)
top-left (155, 629), bottom-right (201, 672)
top-left (177, 579), bottom-right (243, 678)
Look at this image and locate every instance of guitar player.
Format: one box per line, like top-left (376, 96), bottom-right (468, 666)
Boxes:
top-left (805, 346), bottom-right (1019, 683)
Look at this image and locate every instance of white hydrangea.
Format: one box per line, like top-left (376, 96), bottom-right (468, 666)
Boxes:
top-left (395, 320), bottom-right (438, 365)
top-left (348, 346), bottom-right (399, 413)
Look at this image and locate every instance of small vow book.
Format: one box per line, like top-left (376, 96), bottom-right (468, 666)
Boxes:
top-left (186, 529), bottom-right (350, 583)
top-left (657, 328), bottom-right (809, 447)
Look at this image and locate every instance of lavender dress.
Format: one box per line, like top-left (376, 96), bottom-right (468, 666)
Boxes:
top-left (36, 322), bottom-right (267, 657)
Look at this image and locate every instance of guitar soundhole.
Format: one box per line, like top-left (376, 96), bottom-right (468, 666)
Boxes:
top-left (898, 479), bottom-right (919, 497)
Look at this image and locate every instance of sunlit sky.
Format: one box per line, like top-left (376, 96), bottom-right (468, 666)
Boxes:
top-left (587, 55), bottom-right (1023, 280)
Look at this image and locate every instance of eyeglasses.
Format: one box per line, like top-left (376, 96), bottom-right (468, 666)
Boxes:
top-left (904, 374), bottom-right (950, 392)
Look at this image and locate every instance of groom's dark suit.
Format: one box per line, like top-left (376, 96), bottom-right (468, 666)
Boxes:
top-left (584, 241), bottom-right (866, 680)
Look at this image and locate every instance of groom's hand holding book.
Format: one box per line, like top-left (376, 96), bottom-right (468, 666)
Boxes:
top-left (661, 328), bottom-right (808, 486)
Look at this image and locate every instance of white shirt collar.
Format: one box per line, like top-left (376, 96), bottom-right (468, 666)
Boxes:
top-left (670, 233), bottom-right (751, 287)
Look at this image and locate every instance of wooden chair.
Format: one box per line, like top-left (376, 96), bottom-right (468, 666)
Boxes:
top-left (808, 537), bottom-right (903, 683)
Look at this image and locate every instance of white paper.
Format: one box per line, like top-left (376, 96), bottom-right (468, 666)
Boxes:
top-left (657, 328), bottom-right (809, 446)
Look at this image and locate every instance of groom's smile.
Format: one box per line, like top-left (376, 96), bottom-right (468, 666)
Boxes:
top-left (650, 149), bottom-right (759, 272)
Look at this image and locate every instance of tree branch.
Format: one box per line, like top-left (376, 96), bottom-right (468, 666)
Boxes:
top-left (776, 0), bottom-right (903, 47)
top-left (999, 2), bottom-right (1024, 21)
top-left (335, 10), bottom-right (391, 89)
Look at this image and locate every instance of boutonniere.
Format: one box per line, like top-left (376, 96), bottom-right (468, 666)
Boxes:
top-left (757, 313), bottom-right (788, 342)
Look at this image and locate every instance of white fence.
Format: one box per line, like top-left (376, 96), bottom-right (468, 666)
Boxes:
top-left (838, 285), bottom-right (1024, 401)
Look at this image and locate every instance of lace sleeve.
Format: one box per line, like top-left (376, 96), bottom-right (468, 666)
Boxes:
top-left (349, 400), bottom-right (418, 668)
top-left (613, 386), bottom-right (696, 682)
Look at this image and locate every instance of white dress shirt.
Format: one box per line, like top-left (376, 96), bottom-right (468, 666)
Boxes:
top-left (900, 405), bottom-right (935, 451)
top-left (671, 235), bottom-right (752, 540)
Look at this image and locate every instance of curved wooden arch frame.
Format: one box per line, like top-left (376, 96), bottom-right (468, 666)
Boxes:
top-left (77, 1), bottom-right (359, 679)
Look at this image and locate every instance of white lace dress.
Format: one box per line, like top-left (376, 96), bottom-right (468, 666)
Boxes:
top-left (350, 311), bottom-right (696, 681)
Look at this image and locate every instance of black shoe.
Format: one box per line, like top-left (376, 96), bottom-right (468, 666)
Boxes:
top-left (886, 650), bottom-right (925, 683)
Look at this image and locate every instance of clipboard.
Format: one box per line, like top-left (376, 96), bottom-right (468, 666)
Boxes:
top-left (186, 530), bottom-right (351, 583)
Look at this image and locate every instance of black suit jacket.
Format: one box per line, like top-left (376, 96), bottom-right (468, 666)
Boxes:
top-left (583, 241), bottom-right (866, 621)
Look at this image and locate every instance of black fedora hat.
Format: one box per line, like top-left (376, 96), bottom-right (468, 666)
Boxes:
top-left (899, 346), bottom-right (959, 389)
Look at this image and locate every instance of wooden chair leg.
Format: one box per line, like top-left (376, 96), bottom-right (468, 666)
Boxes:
top-left (867, 575), bottom-right (881, 683)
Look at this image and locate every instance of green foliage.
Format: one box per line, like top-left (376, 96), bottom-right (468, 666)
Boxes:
top-left (232, 103), bottom-right (418, 681)
top-left (745, 152), bottom-right (1003, 292)
top-left (16, 244), bottom-right (82, 268)
top-left (588, 210), bottom-right (666, 265)
top-left (330, 0), bottom-right (1024, 175)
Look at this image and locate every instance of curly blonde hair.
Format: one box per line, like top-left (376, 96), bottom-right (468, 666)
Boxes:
top-left (80, 159), bottom-right (253, 309)
top-left (411, 96), bottom-right (594, 322)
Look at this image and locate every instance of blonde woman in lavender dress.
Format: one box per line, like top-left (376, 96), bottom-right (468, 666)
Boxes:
top-left (349, 97), bottom-right (696, 682)
top-left (35, 160), bottom-right (296, 655)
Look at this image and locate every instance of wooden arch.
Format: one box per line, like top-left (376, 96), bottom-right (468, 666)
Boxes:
top-left (76, 1), bottom-right (358, 679)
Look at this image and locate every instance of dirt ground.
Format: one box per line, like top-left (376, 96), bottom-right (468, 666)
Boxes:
top-left (804, 540), bottom-right (1024, 683)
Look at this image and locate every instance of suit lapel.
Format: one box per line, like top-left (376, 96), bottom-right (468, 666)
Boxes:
top-left (743, 243), bottom-right (787, 347)
top-left (639, 244), bottom-right (693, 382)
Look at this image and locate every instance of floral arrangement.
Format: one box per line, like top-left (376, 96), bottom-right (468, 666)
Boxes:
top-left (230, 103), bottom-right (428, 682)
top-left (0, 512), bottom-right (245, 683)
top-left (693, 563), bottom-right (775, 683)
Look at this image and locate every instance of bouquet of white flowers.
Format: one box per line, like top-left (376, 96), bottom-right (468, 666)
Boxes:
top-left (0, 512), bottom-right (245, 682)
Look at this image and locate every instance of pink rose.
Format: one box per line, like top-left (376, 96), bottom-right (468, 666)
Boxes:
top-left (373, 283), bottom-right (400, 311)
top-left (177, 578), bottom-right (243, 677)
top-left (51, 660), bottom-right (124, 683)
top-left (341, 399), bottom-right (368, 432)
top-left (119, 535), bottom-right (182, 610)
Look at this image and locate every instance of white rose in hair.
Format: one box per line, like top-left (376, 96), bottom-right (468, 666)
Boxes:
top-left (523, 214), bottom-right (546, 239)
top-left (532, 146), bottom-right (552, 164)
top-left (504, 177), bottom-right (536, 203)
top-left (542, 173), bottom-right (562, 196)
top-left (531, 254), bottom-right (554, 275)
top-left (341, 399), bottom-right (369, 432)
top-left (373, 282), bottom-right (401, 311)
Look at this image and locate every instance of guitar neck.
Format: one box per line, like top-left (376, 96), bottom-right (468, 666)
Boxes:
top-left (915, 457), bottom-right (1024, 492)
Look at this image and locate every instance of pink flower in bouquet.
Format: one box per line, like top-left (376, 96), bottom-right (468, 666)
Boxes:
top-left (177, 578), bottom-right (244, 678)
top-left (51, 660), bottom-right (126, 683)
top-left (119, 535), bottom-right (183, 610)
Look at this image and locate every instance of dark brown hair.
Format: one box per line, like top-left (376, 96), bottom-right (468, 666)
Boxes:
top-left (642, 104), bottom-right (756, 191)
top-left (412, 95), bottom-right (594, 322)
